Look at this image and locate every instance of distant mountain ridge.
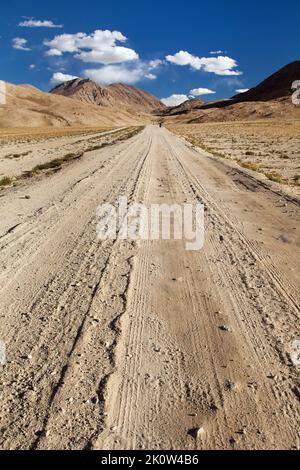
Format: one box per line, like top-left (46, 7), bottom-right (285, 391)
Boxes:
top-left (157, 61), bottom-right (300, 123)
top-left (160, 98), bottom-right (205, 116)
top-left (51, 79), bottom-right (165, 113)
top-left (233, 61), bottom-right (300, 102)
top-left (1, 61), bottom-right (299, 128)
top-left (0, 82), bottom-right (146, 128)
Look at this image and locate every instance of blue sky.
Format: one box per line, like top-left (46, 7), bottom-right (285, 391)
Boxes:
top-left (1, 0), bottom-right (299, 104)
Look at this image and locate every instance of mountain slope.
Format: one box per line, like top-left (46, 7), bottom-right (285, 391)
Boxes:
top-left (233, 61), bottom-right (300, 102)
top-left (0, 82), bottom-right (145, 128)
top-left (51, 79), bottom-right (165, 113)
top-left (159, 61), bottom-right (300, 123)
top-left (160, 98), bottom-right (205, 116)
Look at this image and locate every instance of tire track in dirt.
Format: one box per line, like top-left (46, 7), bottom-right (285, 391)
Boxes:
top-left (94, 126), bottom-right (299, 450)
top-left (166, 132), bottom-right (299, 359)
top-left (163, 129), bottom-right (300, 447)
top-left (32, 134), bottom-right (153, 449)
top-left (0, 129), bottom-right (151, 449)
top-left (0, 125), bottom-right (299, 450)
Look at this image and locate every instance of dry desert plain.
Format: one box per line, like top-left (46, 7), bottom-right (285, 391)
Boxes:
top-left (0, 121), bottom-right (299, 450)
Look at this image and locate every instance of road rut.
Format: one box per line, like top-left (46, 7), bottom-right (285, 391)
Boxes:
top-left (0, 125), bottom-right (299, 450)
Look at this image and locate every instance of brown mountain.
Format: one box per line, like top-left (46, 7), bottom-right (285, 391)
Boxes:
top-left (51, 78), bottom-right (165, 113)
top-left (0, 82), bottom-right (144, 128)
top-left (159, 98), bottom-right (205, 116)
top-left (159, 61), bottom-right (300, 123)
top-left (233, 61), bottom-right (300, 102)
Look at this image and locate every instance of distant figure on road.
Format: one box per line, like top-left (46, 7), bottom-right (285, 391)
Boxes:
top-left (159, 122), bottom-right (163, 128)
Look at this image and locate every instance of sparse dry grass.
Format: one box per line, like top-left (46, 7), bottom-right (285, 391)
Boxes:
top-left (5, 151), bottom-right (31, 159)
top-left (0, 126), bottom-right (115, 145)
top-left (264, 172), bottom-right (288, 184)
top-left (0, 176), bottom-right (12, 187)
top-left (169, 120), bottom-right (300, 190)
top-left (238, 161), bottom-right (262, 171)
top-left (0, 126), bottom-right (145, 188)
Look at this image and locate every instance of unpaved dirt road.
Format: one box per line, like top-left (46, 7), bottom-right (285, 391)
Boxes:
top-left (0, 125), bottom-right (299, 450)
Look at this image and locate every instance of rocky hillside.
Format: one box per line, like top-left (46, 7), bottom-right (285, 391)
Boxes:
top-left (51, 79), bottom-right (165, 113)
top-left (159, 98), bottom-right (205, 116)
top-left (0, 82), bottom-right (144, 128)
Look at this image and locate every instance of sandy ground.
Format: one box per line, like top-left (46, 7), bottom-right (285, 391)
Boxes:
top-left (169, 121), bottom-right (300, 192)
top-left (0, 127), bottom-right (133, 180)
top-left (0, 127), bottom-right (114, 141)
top-left (0, 125), bottom-right (299, 450)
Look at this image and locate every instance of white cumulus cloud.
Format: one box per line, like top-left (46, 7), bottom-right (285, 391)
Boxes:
top-left (161, 94), bottom-right (189, 106)
top-left (200, 56), bottom-right (242, 75)
top-left (166, 50), bottom-right (242, 76)
top-left (145, 73), bottom-right (157, 80)
top-left (12, 37), bottom-right (31, 51)
top-left (19, 19), bottom-right (63, 28)
top-left (189, 87), bottom-right (215, 96)
top-left (76, 47), bottom-right (138, 64)
top-left (43, 29), bottom-right (165, 84)
top-left (44, 30), bottom-right (139, 64)
top-left (83, 59), bottom-right (161, 85)
top-left (83, 64), bottom-right (145, 85)
top-left (51, 72), bottom-right (78, 84)
top-left (149, 59), bottom-right (164, 69)
top-left (235, 88), bottom-right (249, 93)
top-left (166, 51), bottom-right (202, 69)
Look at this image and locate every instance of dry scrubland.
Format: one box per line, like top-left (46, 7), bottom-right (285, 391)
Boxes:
top-left (0, 126), bottom-right (143, 188)
top-left (0, 126), bottom-right (115, 144)
top-left (169, 120), bottom-right (300, 192)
